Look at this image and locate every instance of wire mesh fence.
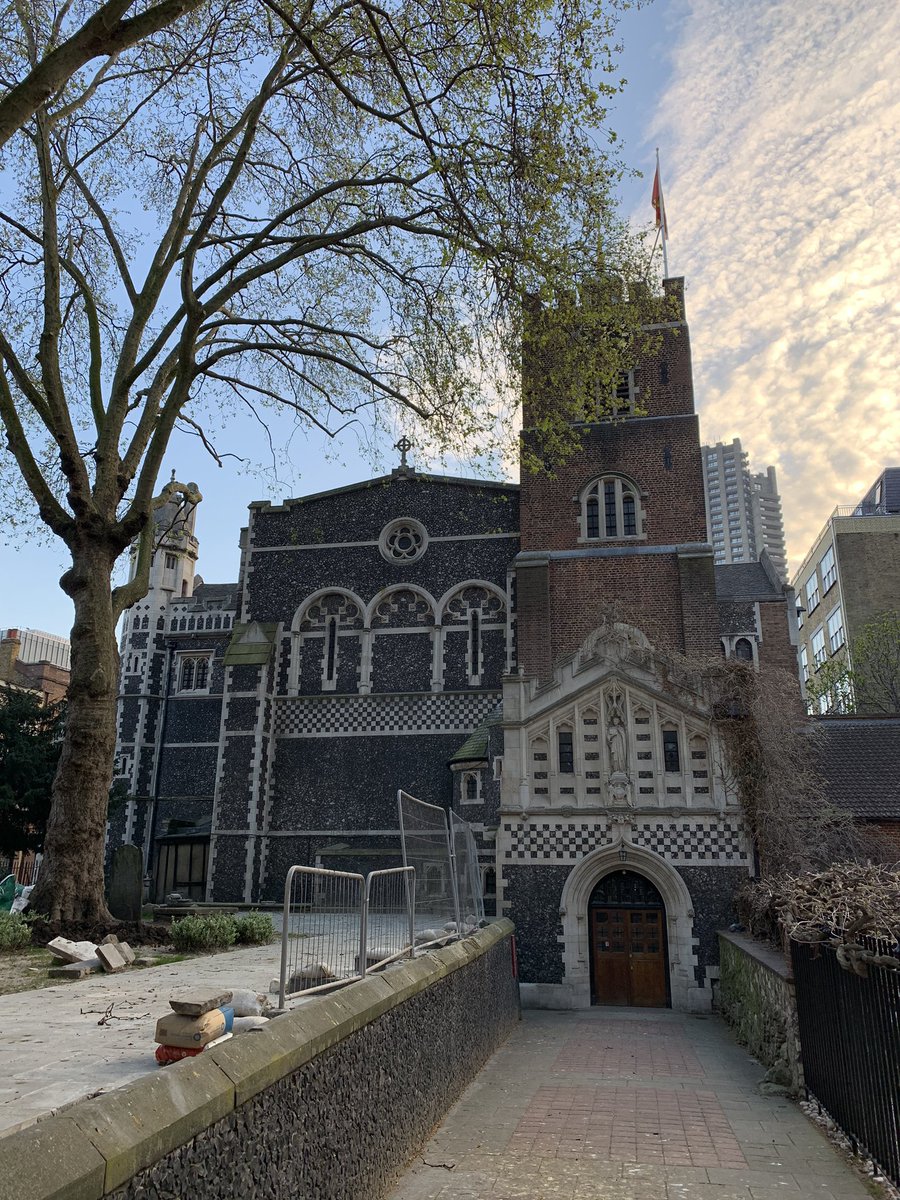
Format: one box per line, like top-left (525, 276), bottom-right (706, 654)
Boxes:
top-left (398, 789), bottom-right (460, 935)
top-left (450, 810), bottom-right (486, 929)
top-left (278, 866), bottom-right (366, 1007)
top-left (277, 797), bottom-right (485, 1008)
top-left (363, 867), bottom-right (416, 972)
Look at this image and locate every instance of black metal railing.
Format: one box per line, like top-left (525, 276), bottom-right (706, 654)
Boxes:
top-left (791, 938), bottom-right (900, 1186)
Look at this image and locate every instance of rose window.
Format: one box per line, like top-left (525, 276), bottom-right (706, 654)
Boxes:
top-left (380, 518), bottom-right (427, 563)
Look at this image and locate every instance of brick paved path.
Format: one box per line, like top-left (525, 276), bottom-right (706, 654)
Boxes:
top-left (388, 1008), bottom-right (874, 1200)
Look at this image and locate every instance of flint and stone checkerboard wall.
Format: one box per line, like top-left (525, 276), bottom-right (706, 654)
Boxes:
top-left (274, 691), bottom-right (500, 737)
top-left (502, 817), bottom-right (750, 865)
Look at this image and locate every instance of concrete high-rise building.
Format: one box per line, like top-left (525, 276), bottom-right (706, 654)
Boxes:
top-left (792, 468), bottom-right (900, 713)
top-left (701, 439), bottom-right (788, 579)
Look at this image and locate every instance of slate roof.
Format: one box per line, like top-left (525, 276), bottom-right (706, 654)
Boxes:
top-left (188, 582), bottom-right (238, 607)
top-left (810, 716), bottom-right (900, 822)
top-left (714, 560), bottom-right (782, 600)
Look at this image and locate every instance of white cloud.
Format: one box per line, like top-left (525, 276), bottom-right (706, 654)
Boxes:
top-left (648, 0), bottom-right (900, 570)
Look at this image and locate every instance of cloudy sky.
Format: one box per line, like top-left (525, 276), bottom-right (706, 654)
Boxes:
top-left (3, 0), bottom-right (899, 635)
top-left (646, 0), bottom-right (900, 560)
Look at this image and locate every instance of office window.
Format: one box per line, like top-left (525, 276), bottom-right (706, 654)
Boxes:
top-left (811, 628), bottom-right (827, 668)
top-left (800, 645), bottom-right (809, 682)
top-left (827, 606), bottom-right (844, 653)
top-left (806, 575), bottom-right (820, 613)
top-left (820, 546), bottom-right (837, 593)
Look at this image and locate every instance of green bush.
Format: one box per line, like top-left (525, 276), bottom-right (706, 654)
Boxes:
top-left (0, 911), bottom-right (34, 951)
top-left (233, 912), bottom-right (276, 945)
top-left (169, 913), bottom-right (238, 954)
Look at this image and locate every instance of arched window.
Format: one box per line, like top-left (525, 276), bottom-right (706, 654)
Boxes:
top-left (734, 637), bottom-right (754, 662)
top-left (581, 476), bottom-right (644, 540)
top-left (462, 772), bottom-right (480, 803)
top-left (469, 609), bottom-right (480, 682)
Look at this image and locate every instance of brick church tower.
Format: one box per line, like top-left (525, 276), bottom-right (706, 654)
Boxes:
top-left (515, 276), bottom-right (720, 680)
top-left (498, 277), bottom-right (770, 1012)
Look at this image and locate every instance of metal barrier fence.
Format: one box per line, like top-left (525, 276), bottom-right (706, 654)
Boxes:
top-left (278, 865), bottom-right (417, 1008)
top-left (791, 938), bottom-right (900, 1186)
top-left (398, 789), bottom-right (460, 933)
top-left (363, 867), bottom-right (416, 972)
top-left (278, 798), bottom-right (484, 1008)
top-left (450, 810), bottom-right (485, 928)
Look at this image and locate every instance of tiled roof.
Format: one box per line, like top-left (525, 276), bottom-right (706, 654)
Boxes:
top-left (449, 705), bottom-right (502, 765)
top-left (810, 716), bottom-right (900, 821)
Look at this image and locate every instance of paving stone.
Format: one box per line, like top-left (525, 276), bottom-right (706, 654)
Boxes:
top-left (118, 941), bottom-right (136, 964)
top-left (386, 1011), bottom-right (875, 1200)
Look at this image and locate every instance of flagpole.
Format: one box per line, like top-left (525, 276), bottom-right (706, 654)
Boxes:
top-left (656, 148), bottom-right (670, 279)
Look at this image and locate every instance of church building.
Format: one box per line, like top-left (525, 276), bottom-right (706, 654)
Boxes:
top-left (110, 276), bottom-right (798, 1011)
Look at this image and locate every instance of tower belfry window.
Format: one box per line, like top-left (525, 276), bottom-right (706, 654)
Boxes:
top-left (581, 476), bottom-right (644, 541)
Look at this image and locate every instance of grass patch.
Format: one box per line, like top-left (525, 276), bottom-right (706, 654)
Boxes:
top-left (0, 947), bottom-right (57, 995)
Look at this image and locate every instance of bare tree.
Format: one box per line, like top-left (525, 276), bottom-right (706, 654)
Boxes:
top-left (0, 0), bottom-right (651, 920)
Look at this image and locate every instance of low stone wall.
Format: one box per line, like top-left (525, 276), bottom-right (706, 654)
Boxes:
top-left (0, 921), bottom-right (518, 1200)
top-left (717, 930), bottom-right (803, 1095)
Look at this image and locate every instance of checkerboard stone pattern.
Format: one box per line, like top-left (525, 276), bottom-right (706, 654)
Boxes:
top-left (502, 818), bottom-right (749, 865)
top-left (273, 690), bottom-right (499, 736)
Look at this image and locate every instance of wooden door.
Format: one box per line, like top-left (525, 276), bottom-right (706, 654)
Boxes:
top-left (591, 907), bottom-right (668, 1007)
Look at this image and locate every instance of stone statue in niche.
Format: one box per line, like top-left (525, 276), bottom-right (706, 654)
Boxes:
top-left (606, 698), bottom-right (628, 774)
top-left (606, 692), bottom-right (631, 806)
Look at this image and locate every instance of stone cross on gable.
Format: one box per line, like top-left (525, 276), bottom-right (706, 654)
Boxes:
top-left (395, 436), bottom-right (413, 470)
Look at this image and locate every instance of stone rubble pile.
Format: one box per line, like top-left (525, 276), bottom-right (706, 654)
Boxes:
top-left (46, 933), bottom-right (138, 978)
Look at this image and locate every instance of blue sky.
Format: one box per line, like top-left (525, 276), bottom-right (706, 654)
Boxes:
top-left (3, 0), bottom-right (899, 639)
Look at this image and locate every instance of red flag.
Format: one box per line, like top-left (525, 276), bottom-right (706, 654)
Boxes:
top-left (652, 164), bottom-right (668, 236)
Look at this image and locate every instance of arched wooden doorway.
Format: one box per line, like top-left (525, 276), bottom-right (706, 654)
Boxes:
top-left (589, 870), bottom-right (670, 1007)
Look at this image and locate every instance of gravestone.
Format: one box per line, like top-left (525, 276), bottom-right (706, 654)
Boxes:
top-left (108, 844), bottom-right (143, 922)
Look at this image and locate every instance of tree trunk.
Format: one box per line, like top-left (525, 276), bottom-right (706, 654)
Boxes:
top-left (29, 537), bottom-right (120, 924)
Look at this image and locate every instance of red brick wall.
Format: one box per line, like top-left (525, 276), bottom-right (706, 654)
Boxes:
top-left (520, 416), bottom-right (709, 552)
top-left (757, 602), bottom-right (803, 713)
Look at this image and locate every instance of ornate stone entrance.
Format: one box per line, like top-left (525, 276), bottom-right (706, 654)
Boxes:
top-left (589, 870), bottom-right (669, 1007)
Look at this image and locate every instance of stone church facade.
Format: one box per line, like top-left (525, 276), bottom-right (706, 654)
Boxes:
top-left (110, 276), bottom-right (797, 1011)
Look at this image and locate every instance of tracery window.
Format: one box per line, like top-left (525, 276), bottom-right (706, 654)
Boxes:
top-left (297, 591), bottom-right (365, 692)
top-left (178, 654), bottom-right (210, 692)
top-left (582, 476), bottom-right (644, 541)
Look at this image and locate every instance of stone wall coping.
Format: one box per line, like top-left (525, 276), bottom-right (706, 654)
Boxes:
top-left (0, 920), bottom-right (514, 1200)
top-left (718, 929), bottom-right (792, 981)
